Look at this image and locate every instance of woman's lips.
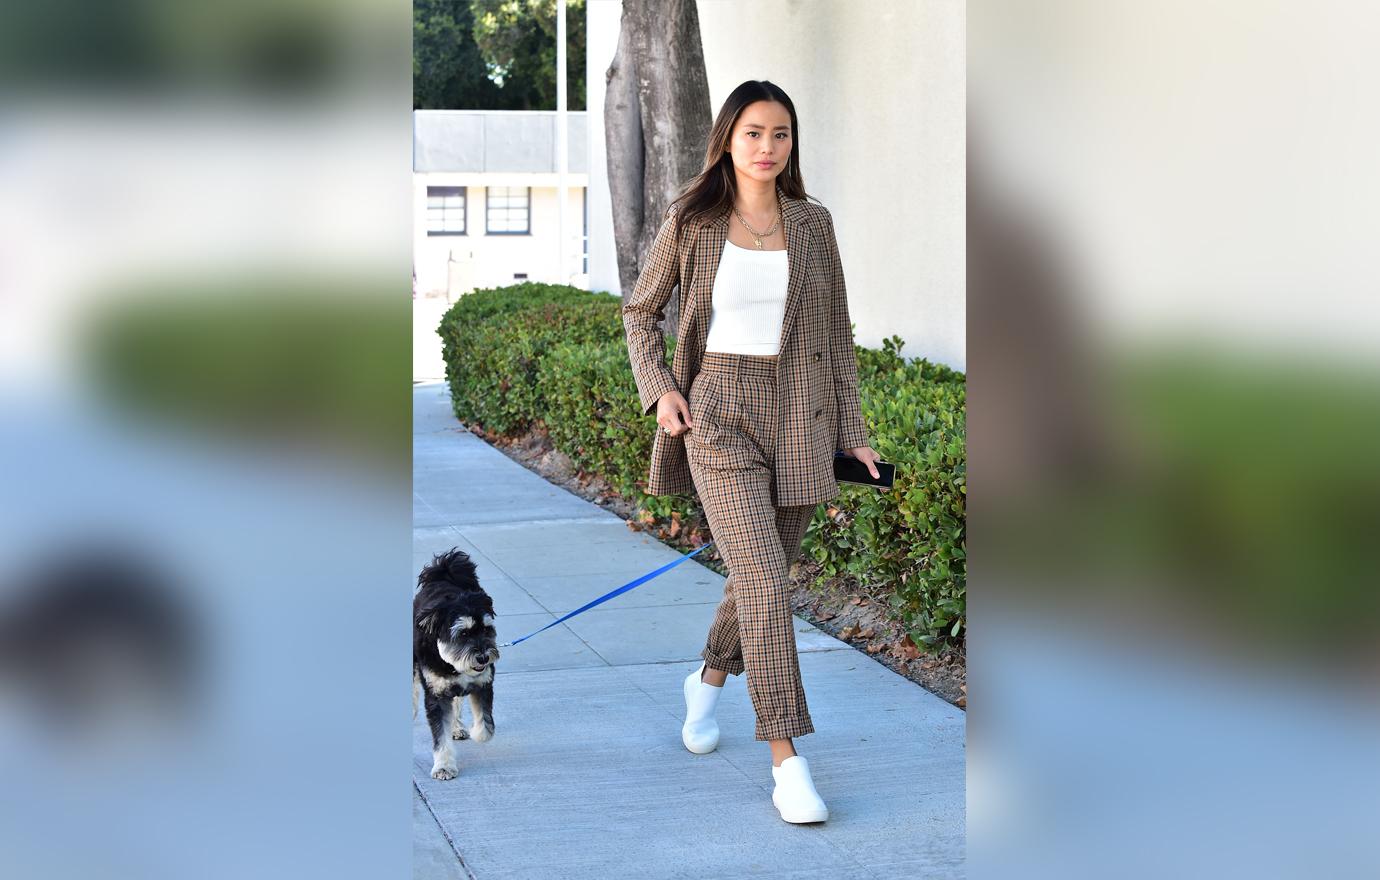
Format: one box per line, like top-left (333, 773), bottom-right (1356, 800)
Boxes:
top-left (755, 161), bottom-right (774, 167)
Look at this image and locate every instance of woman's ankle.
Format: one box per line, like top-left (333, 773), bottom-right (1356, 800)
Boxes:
top-left (769, 739), bottom-right (797, 767)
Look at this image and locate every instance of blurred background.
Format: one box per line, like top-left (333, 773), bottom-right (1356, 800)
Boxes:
top-left (968, 1), bottom-right (1380, 877)
top-left (0, 1), bottom-right (412, 878)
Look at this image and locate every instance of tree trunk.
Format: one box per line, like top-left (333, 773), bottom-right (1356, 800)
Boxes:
top-left (604, 22), bottom-right (643, 301)
top-left (605, 0), bottom-right (711, 341)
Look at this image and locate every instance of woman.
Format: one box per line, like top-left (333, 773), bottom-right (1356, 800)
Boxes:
top-left (622, 80), bottom-right (881, 824)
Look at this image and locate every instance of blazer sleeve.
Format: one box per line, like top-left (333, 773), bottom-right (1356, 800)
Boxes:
top-left (820, 209), bottom-right (870, 450)
top-left (622, 206), bottom-right (684, 416)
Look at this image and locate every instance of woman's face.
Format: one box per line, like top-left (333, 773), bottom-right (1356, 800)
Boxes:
top-left (726, 100), bottom-right (793, 186)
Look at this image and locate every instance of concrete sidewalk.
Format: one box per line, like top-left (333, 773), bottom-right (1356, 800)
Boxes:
top-left (412, 381), bottom-right (965, 879)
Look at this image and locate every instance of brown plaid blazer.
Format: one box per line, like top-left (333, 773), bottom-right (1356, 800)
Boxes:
top-left (622, 185), bottom-right (870, 506)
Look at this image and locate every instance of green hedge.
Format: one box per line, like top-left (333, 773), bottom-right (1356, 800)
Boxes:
top-left (809, 335), bottom-right (967, 644)
top-left (439, 283), bottom-right (624, 435)
top-left (439, 283), bottom-right (967, 648)
top-left (538, 338), bottom-right (656, 500)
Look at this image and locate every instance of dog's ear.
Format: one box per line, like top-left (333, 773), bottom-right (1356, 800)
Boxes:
top-left (414, 609), bottom-right (441, 636)
top-left (414, 593), bottom-right (451, 637)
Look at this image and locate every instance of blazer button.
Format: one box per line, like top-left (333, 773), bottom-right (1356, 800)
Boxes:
top-left (813, 351), bottom-right (822, 361)
top-left (814, 408), bottom-right (822, 418)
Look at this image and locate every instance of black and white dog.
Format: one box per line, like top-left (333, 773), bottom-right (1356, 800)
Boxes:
top-left (413, 549), bottom-right (499, 780)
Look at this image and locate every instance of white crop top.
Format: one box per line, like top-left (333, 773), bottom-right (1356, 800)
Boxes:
top-left (703, 240), bottom-right (789, 356)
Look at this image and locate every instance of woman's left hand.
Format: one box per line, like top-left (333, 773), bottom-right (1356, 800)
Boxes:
top-left (841, 446), bottom-right (884, 482)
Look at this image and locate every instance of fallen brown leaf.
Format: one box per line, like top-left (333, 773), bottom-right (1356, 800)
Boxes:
top-left (866, 643), bottom-right (885, 654)
top-left (895, 635), bottom-right (921, 661)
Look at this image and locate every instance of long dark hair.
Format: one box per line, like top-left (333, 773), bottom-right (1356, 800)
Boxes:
top-left (665, 80), bottom-right (819, 245)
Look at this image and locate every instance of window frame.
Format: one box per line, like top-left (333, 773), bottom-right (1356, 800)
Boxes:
top-left (485, 185), bottom-right (532, 236)
top-left (425, 185), bottom-right (468, 237)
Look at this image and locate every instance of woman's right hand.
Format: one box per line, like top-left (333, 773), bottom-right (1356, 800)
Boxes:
top-left (656, 389), bottom-right (695, 437)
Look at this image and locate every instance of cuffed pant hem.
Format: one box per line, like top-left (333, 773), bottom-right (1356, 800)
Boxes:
top-left (700, 649), bottom-right (745, 677)
top-left (755, 717), bottom-right (815, 741)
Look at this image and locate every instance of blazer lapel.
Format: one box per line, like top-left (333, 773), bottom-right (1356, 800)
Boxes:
top-left (691, 219), bottom-right (725, 347)
top-left (690, 185), bottom-right (812, 354)
top-left (776, 191), bottom-right (812, 357)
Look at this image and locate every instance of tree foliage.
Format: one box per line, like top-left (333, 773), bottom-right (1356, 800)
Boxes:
top-left (414, 0), bottom-right (586, 111)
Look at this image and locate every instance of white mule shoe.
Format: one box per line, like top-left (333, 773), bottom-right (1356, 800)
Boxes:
top-left (771, 755), bottom-right (829, 823)
top-left (682, 661), bottom-right (722, 754)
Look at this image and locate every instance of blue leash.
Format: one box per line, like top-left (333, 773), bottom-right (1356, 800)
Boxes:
top-left (497, 540), bottom-right (717, 648)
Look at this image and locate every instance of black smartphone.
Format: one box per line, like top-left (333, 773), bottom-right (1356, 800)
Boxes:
top-left (833, 451), bottom-right (896, 488)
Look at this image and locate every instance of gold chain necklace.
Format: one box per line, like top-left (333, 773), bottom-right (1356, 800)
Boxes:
top-left (732, 196), bottom-right (782, 249)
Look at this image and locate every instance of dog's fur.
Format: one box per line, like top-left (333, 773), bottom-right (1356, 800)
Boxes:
top-left (413, 549), bottom-right (499, 780)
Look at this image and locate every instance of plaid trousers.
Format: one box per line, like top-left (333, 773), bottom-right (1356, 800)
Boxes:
top-left (686, 351), bottom-right (816, 741)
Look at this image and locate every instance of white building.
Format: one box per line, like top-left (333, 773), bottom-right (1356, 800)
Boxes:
top-left (413, 110), bottom-right (590, 299)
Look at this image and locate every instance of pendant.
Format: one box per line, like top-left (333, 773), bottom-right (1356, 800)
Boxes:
top-left (754, 238), bottom-right (763, 249)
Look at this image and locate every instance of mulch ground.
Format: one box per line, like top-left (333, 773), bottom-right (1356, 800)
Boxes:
top-left (463, 421), bottom-right (966, 709)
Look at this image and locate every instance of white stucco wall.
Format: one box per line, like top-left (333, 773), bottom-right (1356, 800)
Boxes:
top-left (586, 0), bottom-right (965, 371)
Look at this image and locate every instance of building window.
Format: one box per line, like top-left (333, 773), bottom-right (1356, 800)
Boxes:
top-left (486, 186), bottom-right (531, 234)
top-left (427, 186), bottom-right (466, 236)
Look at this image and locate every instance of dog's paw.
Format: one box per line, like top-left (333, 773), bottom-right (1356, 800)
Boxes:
top-left (452, 726), bottom-right (469, 740)
top-left (469, 721), bottom-right (494, 743)
top-left (430, 764), bottom-right (458, 780)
